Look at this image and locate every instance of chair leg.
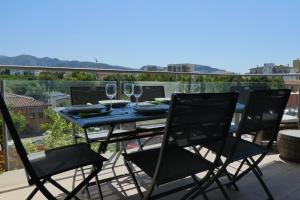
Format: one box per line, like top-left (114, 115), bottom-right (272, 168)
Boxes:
top-left (227, 159), bottom-right (246, 188)
top-left (186, 186), bottom-right (208, 200)
top-left (26, 179), bottom-right (47, 200)
top-left (80, 167), bottom-right (91, 199)
top-left (225, 170), bottom-right (239, 191)
top-left (137, 138), bottom-right (144, 151)
top-left (249, 157), bottom-right (263, 176)
top-left (93, 166), bottom-right (104, 200)
top-left (34, 180), bottom-right (57, 200)
top-left (180, 175), bottom-right (208, 200)
top-left (48, 178), bottom-right (80, 200)
top-left (65, 165), bottom-right (103, 200)
top-left (246, 160), bottom-right (274, 200)
top-left (124, 158), bottom-right (144, 199)
top-left (215, 178), bottom-right (231, 200)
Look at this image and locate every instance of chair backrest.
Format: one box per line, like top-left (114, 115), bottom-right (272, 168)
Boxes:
top-left (165, 93), bottom-right (239, 147)
top-left (230, 85), bottom-right (270, 104)
top-left (0, 93), bottom-right (38, 183)
top-left (131, 86), bottom-right (165, 102)
top-left (70, 87), bottom-right (109, 105)
top-left (151, 93), bottom-right (238, 183)
top-left (237, 89), bottom-right (290, 144)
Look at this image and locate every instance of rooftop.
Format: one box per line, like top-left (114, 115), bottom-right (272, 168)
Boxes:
top-left (6, 93), bottom-right (48, 108)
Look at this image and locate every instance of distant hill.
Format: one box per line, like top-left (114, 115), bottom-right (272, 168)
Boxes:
top-left (0, 55), bottom-right (131, 70)
top-left (0, 55), bottom-right (230, 73)
top-left (140, 64), bottom-right (229, 74)
top-left (194, 64), bottom-right (228, 74)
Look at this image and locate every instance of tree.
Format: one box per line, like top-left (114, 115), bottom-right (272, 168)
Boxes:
top-left (64, 71), bottom-right (96, 81)
top-left (40, 109), bottom-right (74, 149)
top-left (0, 110), bottom-right (26, 148)
top-left (6, 80), bottom-right (48, 101)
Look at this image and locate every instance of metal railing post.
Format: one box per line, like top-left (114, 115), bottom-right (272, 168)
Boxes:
top-left (116, 73), bottom-right (121, 100)
top-left (0, 80), bottom-right (9, 171)
top-left (188, 74), bottom-right (192, 93)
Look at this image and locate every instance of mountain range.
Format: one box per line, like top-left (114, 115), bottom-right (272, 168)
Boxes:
top-left (0, 55), bottom-right (228, 73)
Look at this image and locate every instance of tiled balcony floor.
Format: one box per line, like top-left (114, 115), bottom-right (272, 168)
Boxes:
top-left (1, 152), bottom-right (300, 200)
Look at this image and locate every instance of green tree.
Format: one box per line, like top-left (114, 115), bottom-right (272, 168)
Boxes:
top-left (40, 109), bottom-right (74, 149)
top-left (64, 71), bottom-right (97, 81)
top-left (6, 80), bottom-right (48, 101)
top-left (0, 110), bottom-right (26, 148)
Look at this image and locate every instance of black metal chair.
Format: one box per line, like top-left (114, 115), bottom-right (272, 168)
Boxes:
top-left (70, 86), bottom-right (109, 105)
top-left (0, 92), bottom-right (107, 200)
top-left (123, 92), bottom-right (239, 200)
top-left (132, 85), bottom-right (166, 149)
top-left (230, 85), bottom-right (270, 105)
top-left (130, 85), bottom-right (165, 102)
top-left (204, 89), bottom-right (290, 200)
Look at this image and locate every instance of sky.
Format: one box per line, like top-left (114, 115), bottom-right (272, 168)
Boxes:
top-left (1, 0), bottom-right (300, 73)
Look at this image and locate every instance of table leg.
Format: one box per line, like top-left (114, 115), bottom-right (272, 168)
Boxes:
top-left (98, 125), bottom-right (116, 153)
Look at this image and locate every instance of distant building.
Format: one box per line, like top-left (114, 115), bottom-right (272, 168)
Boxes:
top-left (49, 91), bottom-right (70, 107)
top-left (293, 59), bottom-right (300, 73)
top-left (167, 64), bottom-right (195, 73)
top-left (142, 65), bottom-right (164, 71)
top-left (249, 63), bottom-right (291, 74)
top-left (9, 69), bottom-right (41, 76)
top-left (6, 93), bottom-right (49, 134)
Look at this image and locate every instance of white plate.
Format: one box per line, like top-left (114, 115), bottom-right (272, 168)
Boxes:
top-left (98, 100), bottom-right (130, 107)
top-left (137, 102), bottom-right (156, 107)
top-left (154, 98), bottom-right (171, 101)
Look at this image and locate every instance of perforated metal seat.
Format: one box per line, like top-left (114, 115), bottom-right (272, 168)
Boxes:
top-left (124, 145), bottom-right (214, 185)
top-left (28, 143), bottom-right (107, 181)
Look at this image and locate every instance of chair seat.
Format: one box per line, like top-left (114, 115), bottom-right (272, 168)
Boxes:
top-left (124, 145), bottom-right (214, 185)
top-left (204, 136), bottom-right (268, 161)
top-left (28, 143), bottom-right (107, 180)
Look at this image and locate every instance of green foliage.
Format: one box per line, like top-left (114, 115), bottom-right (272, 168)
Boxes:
top-left (6, 80), bottom-right (48, 101)
top-left (64, 71), bottom-right (97, 81)
top-left (38, 72), bottom-right (65, 80)
top-left (0, 110), bottom-right (27, 151)
top-left (23, 141), bottom-right (38, 153)
top-left (40, 109), bottom-right (74, 149)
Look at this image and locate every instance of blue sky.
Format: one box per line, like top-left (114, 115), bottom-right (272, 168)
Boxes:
top-left (1, 0), bottom-right (300, 73)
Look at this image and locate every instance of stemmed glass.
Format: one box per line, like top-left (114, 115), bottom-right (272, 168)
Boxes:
top-left (133, 84), bottom-right (143, 104)
top-left (106, 83), bottom-right (117, 110)
top-left (124, 83), bottom-right (134, 106)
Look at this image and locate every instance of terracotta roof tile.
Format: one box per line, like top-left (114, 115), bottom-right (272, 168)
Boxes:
top-left (5, 93), bottom-right (48, 108)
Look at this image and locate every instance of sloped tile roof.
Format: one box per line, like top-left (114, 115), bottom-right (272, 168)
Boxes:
top-left (5, 93), bottom-right (48, 108)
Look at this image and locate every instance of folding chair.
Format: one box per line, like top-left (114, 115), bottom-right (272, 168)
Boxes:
top-left (131, 85), bottom-right (167, 149)
top-left (0, 92), bottom-right (107, 200)
top-left (204, 89), bottom-right (290, 200)
top-left (130, 85), bottom-right (165, 102)
top-left (123, 92), bottom-right (239, 200)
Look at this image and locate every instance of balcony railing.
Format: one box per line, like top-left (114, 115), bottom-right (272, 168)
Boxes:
top-left (0, 64), bottom-right (299, 172)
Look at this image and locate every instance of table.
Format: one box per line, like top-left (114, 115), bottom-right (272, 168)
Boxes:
top-left (277, 129), bottom-right (300, 162)
top-left (56, 105), bottom-right (168, 152)
top-left (56, 103), bottom-right (245, 149)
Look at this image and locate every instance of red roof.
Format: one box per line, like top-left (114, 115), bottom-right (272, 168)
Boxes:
top-left (5, 93), bottom-right (48, 108)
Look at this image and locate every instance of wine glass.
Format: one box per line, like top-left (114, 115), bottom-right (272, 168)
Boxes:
top-left (133, 84), bottom-right (143, 104)
top-left (106, 83), bottom-right (117, 109)
top-left (124, 83), bottom-right (134, 99)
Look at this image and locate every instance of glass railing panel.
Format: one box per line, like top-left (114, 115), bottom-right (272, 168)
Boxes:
top-left (1, 78), bottom-right (294, 171)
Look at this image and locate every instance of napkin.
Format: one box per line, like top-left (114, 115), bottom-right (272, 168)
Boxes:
top-left (64, 104), bottom-right (106, 114)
